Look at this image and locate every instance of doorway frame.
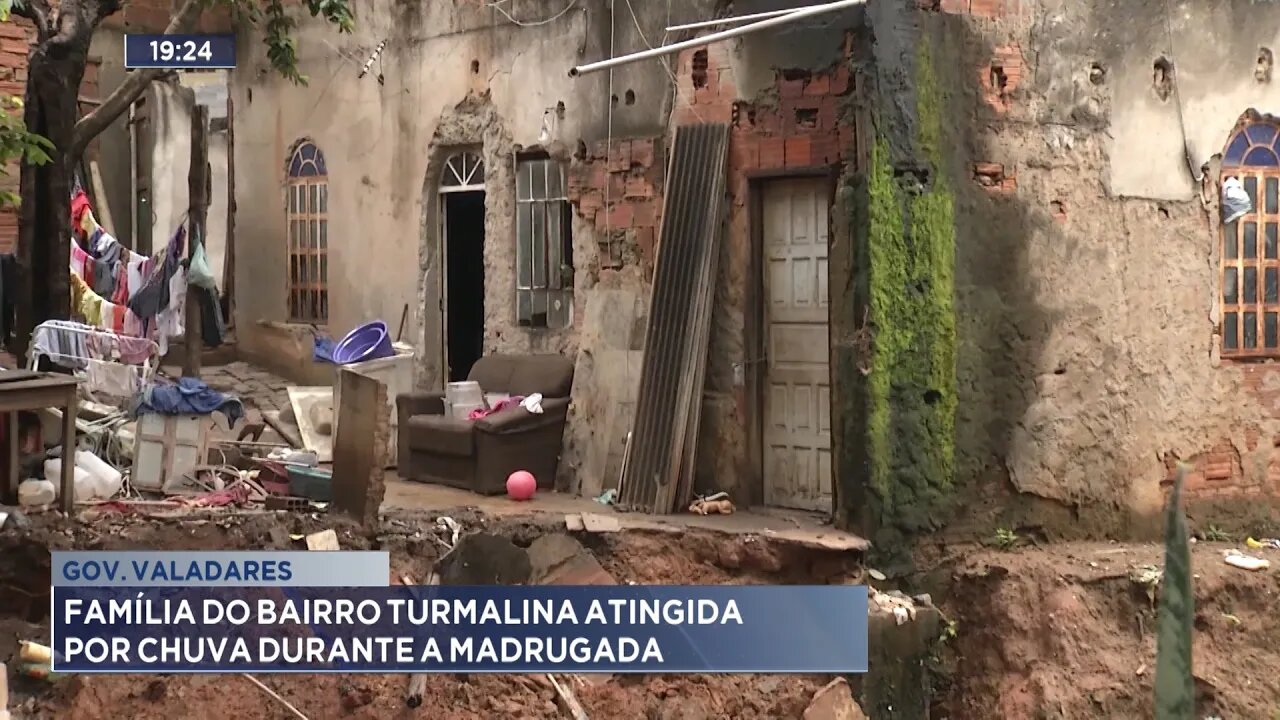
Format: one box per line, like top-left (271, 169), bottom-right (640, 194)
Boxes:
top-left (424, 147), bottom-right (486, 389)
top-left (744, 167), bottom-right (840, 513)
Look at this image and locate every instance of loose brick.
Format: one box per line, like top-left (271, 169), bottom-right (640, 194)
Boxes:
top-left (631, 200), bottom-right (658, 229)
top-left (785, 135), bottom-right (813, 168)
top-left (971, 0), bottom-right (1007, 18)
top-left (804, 75), bottom-right (831, 96)
top-left (810, 135), bottom-right (842, 165)
top-left (830, 65), bottom-right (851, 95)
top-left (778, 78), bottom-right (805, 99)
top-left (939, 0), bottom-right (969, 12)
top-left (630, 138), bottom-right (655, 169)
top-left (624, 176), bottom-right (652, 199)
top-left (759, 137), bottom-right (786, 169)
top-left (607, 141), bottom-right (631, 173)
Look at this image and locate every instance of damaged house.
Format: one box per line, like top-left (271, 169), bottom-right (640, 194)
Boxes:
top-left (194, 0), bottom-right (1280, 548)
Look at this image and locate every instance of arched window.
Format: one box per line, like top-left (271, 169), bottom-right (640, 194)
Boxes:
top-left (1221, 113), bottom-right (1280, 358)
top-left (286, 140), bottom-right (329, 323)
top-left (440, 151), bottom-right (485, 191)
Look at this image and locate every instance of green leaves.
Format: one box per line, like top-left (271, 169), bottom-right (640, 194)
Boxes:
top-left (223, 0), bottom-right (354, 86)
top-left (0, 95), bottom-right (52, 209)
top-left (1154, 465), bottom-right (1195, 719)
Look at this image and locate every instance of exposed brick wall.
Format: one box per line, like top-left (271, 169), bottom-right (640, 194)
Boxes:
top-left (101, 0), bottom-right (233, 33)
top-left (979, 44), bottom-right (1022, 115)
top-left (566, 137), bottom-right (665, 279)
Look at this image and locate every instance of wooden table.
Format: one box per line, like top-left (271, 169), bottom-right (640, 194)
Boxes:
top-left (0, 372), bottom-right (79, 512)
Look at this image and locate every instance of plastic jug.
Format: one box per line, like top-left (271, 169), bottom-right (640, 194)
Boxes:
top-left (17, 479), bottom-right (55, 507)
top-left (44, 459), bottom-right (97, 502)
top-left (75, 450), bottom-right (122, 498)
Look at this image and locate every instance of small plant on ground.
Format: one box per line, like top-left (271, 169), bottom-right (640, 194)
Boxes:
top-left (993, 527), bottom-right (1018, 550)
top-left (1200, 524), bottom-right (1230, 542)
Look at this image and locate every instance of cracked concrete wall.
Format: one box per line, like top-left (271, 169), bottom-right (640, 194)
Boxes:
top-left (929, 0), bottom-right (1280, 538)
top-left (231, 0), bottom-right (866, 498)
top-left (230, 0), bottom-right (718, 488)
top-left (230, 0), bottom-right (689, 356)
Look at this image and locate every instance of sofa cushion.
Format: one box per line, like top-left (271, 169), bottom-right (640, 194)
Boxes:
top-left (468, 355), bottom-right (518, 395)
top-left (508, 355), bottom-right (574, 397)
top-left (405, 415), bottom-right (475, 457)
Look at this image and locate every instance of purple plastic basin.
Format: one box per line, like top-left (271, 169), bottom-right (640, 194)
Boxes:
top-left (332, 320), bottom-right (393, 364)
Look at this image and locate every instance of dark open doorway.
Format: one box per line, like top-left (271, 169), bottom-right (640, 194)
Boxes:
top-left (443, 190), bottom-right (485, 382)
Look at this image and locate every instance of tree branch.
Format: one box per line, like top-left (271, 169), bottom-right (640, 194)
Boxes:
top-left (12, 0), bottom-right (51, 41)
top-left (67, 0), bottom-right (205, 158)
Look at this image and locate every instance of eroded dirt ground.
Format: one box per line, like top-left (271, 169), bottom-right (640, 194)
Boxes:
top-left (0, 509), bottom-right (857, 720)
top-left (929, 540), bottom-right (1280, 719)
top-left (4, 505), bottom-right (1280, 718)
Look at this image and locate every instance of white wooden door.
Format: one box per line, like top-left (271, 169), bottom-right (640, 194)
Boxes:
top-left (762, 178), bottom-right (832, 511)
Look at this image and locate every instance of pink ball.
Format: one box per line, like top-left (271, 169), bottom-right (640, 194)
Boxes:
top-left (506, 470), bottom-right (537, 501)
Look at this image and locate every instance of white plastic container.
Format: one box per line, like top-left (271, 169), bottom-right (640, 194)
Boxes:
top-left (445, 381), bottom-right (484, 407)
top-left (17, 479), bottom-right (55, 507)
top-left (75, 450), bottom-right (123, 498)
top-left (44, 459), bottom-right (97, 502)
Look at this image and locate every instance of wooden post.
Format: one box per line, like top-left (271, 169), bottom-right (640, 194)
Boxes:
top-left (184, 104), bottom-right (209, 378)
top-left (223, 96), bottom-right (236, 329)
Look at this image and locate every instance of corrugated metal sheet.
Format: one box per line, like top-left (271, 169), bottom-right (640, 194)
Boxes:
top-left (618, 123), bottom-right (730, 514)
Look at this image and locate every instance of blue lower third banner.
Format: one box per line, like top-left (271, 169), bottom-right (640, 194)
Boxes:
top-left (52, 585), bottom-right (868, 674)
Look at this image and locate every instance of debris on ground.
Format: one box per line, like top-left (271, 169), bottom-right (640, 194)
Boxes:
top-left (803, 677), bottom-right (867, 720)
top-left (1223, 549), bottom-right (1270, 571)
top-left (1246, 536), bottom-right (1280, 550)
top-left (870, 588), bottom-right (919, 626)
top-left (305, 529), bottom-right (340, 551)
top-left (689, 492), bottom-right (735, 515)
top-left (548, 673), bottom-right (589, 720)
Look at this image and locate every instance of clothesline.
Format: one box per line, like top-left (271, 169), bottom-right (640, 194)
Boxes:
top-left (68, 187), bottom-right (192, 353)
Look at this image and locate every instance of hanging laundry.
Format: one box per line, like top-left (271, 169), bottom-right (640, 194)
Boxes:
top-left (198, 285), bottom-right (225, 348)
top-left (88, 226), bottom-right (122, 261)
top-left (70, 242), bottom-right (90, 278)
top-left (110, 261), bottom-right (129, 305)
top-left (155, 267), bottom-right (187, 356)
top-left (70, 272), bottom-right (105, 327)
top-left (85, 359), bottom-right (139, 399)
top-left (126, 253), bottom-right (151, 300)
top-left (31, 322), bottom-right (88, 370)
top-left (127, 226), bottom-right (185, 322)
top-left (188, 234), bottom-right (217, 290)
top-left (70, 189), bottom-right (91, 230)
top-left (115, 335), bottom-right (155, 364)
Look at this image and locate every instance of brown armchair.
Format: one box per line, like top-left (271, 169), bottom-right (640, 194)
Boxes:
top-left (396, 354), bottom-right (574, 495)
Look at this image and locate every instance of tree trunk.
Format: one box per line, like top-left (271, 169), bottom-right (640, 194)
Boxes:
top-left (14, 36), bottom-right (90, 359)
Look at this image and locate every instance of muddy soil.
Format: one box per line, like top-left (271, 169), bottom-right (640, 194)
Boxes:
top-left (0, 508), bottom-right (862, 719)
top-left (930, 540), bottom-right (1280, 719)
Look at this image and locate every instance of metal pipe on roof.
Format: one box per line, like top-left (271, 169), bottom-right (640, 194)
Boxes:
top-left (568, 0), bottom-right (865, 77)
top-left (664, 4), bottom-right (827, 33)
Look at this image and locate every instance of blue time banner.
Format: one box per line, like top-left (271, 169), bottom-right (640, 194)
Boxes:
top-left (125, 34), bottom-right (235, 70)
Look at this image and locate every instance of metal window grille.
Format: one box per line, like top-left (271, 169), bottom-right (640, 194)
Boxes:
top-left (515, 156), bottom-right (573, 329)
top-left (286, 141), bottom-right (329, 323)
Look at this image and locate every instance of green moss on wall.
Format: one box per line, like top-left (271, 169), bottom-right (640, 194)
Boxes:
top-left (861, 39), bottom-right (958, 555)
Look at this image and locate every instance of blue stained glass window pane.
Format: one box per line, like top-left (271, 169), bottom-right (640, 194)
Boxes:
top-left (288, 142), bottom-right (328, 178)
top-left (1225, 132), bottom-right (1251, 165)
top-left (1245, 146), bottom-right (1280, 167)
top-left (1247, 123), bottom-right (1277, 145)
